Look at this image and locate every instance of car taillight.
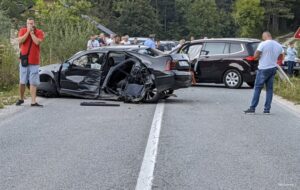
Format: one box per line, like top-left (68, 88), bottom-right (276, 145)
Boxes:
top-left (165, 60), bottom-right (177, 71)
top-left (245, 56), bottom-right (256, 61)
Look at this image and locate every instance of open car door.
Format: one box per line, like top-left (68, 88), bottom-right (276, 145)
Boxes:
top-left (59, 52), bottom-right (104, 99)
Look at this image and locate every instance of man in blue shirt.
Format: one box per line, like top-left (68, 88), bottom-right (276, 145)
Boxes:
top-left (286, 42), bottom-right (298, 76)
top-left (244, 32), bottom-right (284, 114)
top-left (144, 34), bottom-right (156, 49)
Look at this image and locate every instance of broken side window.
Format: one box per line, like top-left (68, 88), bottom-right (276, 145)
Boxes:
top-left (72, 53), bottom-right (104, 70)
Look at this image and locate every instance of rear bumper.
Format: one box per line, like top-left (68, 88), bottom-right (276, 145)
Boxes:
top-left (242, 71), bottom-right (256, 83)
top-left (155, 71), bottom-right (192, 92)
top-left (172, 70), bottom-right (192, 90)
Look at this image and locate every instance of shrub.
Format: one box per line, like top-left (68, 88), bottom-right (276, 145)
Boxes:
top-left (0, 39), bottom-right (19, 89)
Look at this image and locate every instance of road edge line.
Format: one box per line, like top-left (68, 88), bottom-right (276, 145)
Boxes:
top-left (273, 94), bottom-right (300, 117)
top-left (135, 101), bottom-right (165, 190)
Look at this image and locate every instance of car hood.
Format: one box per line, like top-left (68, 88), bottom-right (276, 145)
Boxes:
top-left (39, 63), bottom-right (61, 72)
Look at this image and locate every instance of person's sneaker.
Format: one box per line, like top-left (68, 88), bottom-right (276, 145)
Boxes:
top-left (244, 108), bottom-right (255, 114)
top-left (263, 110), bottom-right (270, 114)
top-left (16, 99), bottom-right (24, 106)
top-left (31, 103), bottom-right (43, 107)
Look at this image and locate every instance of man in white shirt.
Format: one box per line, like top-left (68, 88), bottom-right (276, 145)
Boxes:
top-left (87, 35), bottom-right (100, 50)
top-left (244, 32), bottom-right (284, 114)
top-left (286, 41), bottom-right (298, 76)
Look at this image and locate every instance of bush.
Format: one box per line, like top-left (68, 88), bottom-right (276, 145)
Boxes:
top-left (0, 39), bottom-right (19, 89)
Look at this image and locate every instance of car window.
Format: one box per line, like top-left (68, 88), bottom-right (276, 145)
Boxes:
top-left (202, 42), bottom-right (226, 55)
top-left (230, 43), bottom-right (243, 54)
top-left (224, 43), bottom-right (230, 54)
top-left (247, 42), bottom-right (260, 55)
top-left (188, 44), bottom-right (202, 60)
top-left (72, 53), bottom-right (103, 70)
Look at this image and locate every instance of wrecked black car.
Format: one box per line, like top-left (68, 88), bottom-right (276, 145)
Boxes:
top-left (37, 46), bottom-right (192, 103)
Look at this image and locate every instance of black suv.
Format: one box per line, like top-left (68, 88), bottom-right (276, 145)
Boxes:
top-left (173, 38), bottom-right (260, 88)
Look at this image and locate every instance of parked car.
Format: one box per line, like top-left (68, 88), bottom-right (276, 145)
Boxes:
top-left (37, 46), bottom-right (191, 103)
top-left (172, 38), bottom-right (260, 88)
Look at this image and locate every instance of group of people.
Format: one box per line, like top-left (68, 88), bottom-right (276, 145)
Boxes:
top-left (87, 33), bottom-right (134, 50)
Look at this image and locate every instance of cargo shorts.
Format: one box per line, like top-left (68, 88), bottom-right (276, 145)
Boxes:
top-left (19, 64), bottom-right (40, 86)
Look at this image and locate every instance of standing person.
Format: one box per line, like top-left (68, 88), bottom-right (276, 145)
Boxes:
top-left (106, 34), bottom-right (115, 46)
top-left (110, 35), bottom-right (121, 46)
top-left (244, 32), bottom-right (284, 114)
top-left (175, 39), bottom-right (185, 49)
top-left (190, 36), bottom-right (195, 41)
top-left (122, 35), bottom-right (131, 45)
top-left (87, 35), bottom-right (100, 50)
top-left (98, 33), bottom-right (107, 46)
top-left (156, 40), bottom-right (165, 51)
top-left (144, 34), bottom-right (156, 49)
top-left (286, 41), bottom-right (298, 76)
top-left (16, 18), bottom-right (44, 107)
top-left (133, 37), bottom-right (139, 45)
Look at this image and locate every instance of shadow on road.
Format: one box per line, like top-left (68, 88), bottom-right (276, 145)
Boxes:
top-left (192, 83), bottom-right (252, 90)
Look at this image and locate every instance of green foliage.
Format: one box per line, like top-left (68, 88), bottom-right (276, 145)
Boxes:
top-left (274, 76), bottom-right (300, 104)
top-left (262, 0), bottom-right (296, 34)
top-left (0, 11), bottom-right (11, 39)
top-left (113, 0), bottom-right (161, 37)
top-left (34, 0), bottom-right (97, 65)
top-left (0, 39), bottom-right (19, 89)
top-left (0, 0), bottom-right (35, 21)
top-left (296, 41), bottom-right (300, 55)
top-left (186, 0), bottom-right (221, 38)
top-left (233, 0), bottom-right (265, 38)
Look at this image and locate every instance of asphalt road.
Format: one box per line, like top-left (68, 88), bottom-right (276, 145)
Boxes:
top-left (0, 84), bottom-right (300, 190)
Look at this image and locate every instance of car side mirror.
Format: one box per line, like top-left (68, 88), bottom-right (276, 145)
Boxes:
top-left (200, 50), bottom-right (209, 55)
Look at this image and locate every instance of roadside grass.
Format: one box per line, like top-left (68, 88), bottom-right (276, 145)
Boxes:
top-left (274, 76), bottom-right (300, 104)
top-left (0, 85), bottom-right (19, 109)
top-left (0, 85), bottom-right (30, 109)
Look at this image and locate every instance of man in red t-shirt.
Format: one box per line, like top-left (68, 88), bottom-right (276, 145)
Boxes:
top-left (16, 18), bottom-right (45, 107)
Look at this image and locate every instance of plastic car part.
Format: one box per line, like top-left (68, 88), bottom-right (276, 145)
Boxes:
top-left (80, 102), bottom-right (120, 106)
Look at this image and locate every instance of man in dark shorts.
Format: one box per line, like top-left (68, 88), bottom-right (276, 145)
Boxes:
top-left (16, 18), bottom-right (44, 107)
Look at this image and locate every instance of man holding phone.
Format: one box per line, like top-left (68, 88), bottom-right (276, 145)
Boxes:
top-left (16, 18), bottom-right (44, 107)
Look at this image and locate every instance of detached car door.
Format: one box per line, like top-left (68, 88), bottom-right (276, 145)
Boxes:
top-left (59, 52), bottom-right (104, 98)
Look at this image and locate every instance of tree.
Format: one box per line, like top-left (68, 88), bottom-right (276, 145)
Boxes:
top-left (113, 0), bottom-right (161, 37)
top-left (186, 0), bottom-right (221, 38)
top-left (34, 0), bottom-right (97, 64)
top-left (261, 0), bottom-right (295, 34)
top-left (0, 0), bottom-right (35, 21)
top-left (233, 0), bottom-right (264, 38)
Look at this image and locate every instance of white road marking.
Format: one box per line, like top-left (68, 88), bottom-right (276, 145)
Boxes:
top-left (135, 101), bottom-right (165, 190)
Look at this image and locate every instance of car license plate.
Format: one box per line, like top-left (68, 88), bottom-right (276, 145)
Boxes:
top-left (178, 61), bottom-right (189, 67)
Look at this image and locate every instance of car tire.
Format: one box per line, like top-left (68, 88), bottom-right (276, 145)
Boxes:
top-left (246, 82), bottom-right (255, 88)
top-left (223, 69), bottom-right (243, 89)
top-left (143, 87), bottom-right (162, 103)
